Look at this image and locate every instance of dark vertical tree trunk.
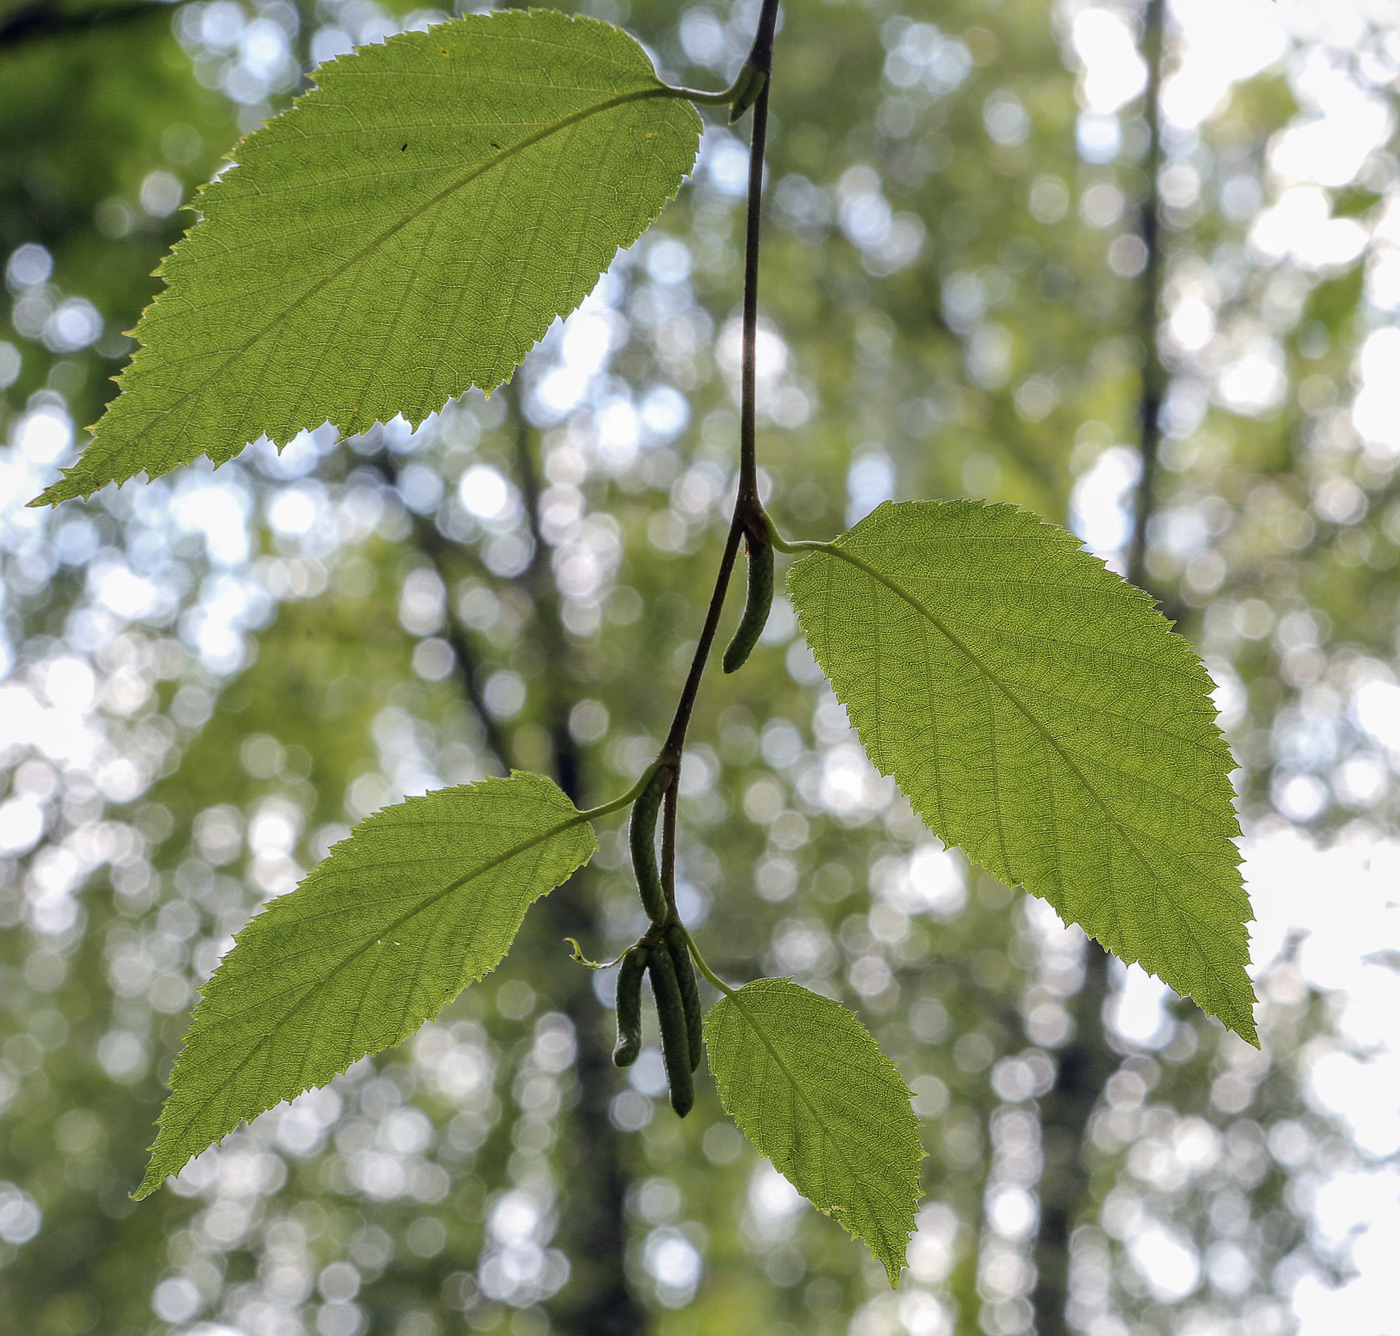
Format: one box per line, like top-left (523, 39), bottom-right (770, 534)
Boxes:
top-left (1029, 947), bottom-right (1113, 1336)
top-left (1031, 3), bottom-right (1166, 1332)
top-left (507, 394), bottom-right (648, 1336)
top-left (386, 391), bottom-right (645, 1334)
top-left (1124, 0), bottom-right (1169, 597)
top-left (0, 1), bottom-right (164, 50)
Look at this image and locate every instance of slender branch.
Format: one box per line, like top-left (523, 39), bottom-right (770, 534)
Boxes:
top-left (659, 0), bottom-right (781, 764)
top-left (653, 0), bottom-right (781, 915)
top-left (661, 779), bottom-right (679, 917)
top-left (660, 520), bottom-right (745, 760)
top-left (736, 2), bottom-right (780, 507)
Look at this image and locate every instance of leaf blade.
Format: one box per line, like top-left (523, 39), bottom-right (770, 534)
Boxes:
top-left (39, 10), bottom-right (700, 505)
top-left (786, 500), bottom-right (1256, 1042)
top-left (136, 771), bottom-right (595, 1198)
top-left (704, 979), bottom-right (922, 1285)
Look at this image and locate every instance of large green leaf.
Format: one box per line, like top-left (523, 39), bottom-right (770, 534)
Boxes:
top-left (704, 979), bottom-right (922, 1286)
top-left (136, 772), bottom-right (596, 1198)
top-left (787, 500), bottom-right (1256, 1041)
top-left (37, 10), bottom-right (700, 506)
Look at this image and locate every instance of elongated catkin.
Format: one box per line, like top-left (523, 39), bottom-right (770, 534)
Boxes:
top-left (612, 945), bottom-right (647, 1068)
top-left (722, 534), bottom-right (774, 673)
top-left (665, 925), bottom-right (704, 1072)
top-left (647, 948), bottom-right (694, 1117)
top-left (628, 767), bottom-right (668, 924)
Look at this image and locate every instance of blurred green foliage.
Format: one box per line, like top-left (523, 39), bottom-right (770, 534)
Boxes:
top-left (2, 1), bottom-right (1395, 1335)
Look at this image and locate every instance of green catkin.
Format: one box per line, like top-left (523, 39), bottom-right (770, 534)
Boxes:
top-left (647, 949), bottom-right (695, 1117)
top-left (628, 766), bottom-right (668, 924)
top-left (612, 946), bottom-right (648, 1068)
top-left (722, 531), bottom-right (774, 673)
top-left (665, 925), bottom-right (704, 1072)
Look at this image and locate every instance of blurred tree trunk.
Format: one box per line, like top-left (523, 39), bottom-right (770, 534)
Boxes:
top-left (1030, 2), bottom-right (1166, 1331)
top-left (1029, 946), bottom-right (1112, 1336)
top-left (508, 394), bottom-right (647, 1336)
top-left (0, 1), bottom-right (162, 49)
top-left (389, 394), bottom-right (645, 1335)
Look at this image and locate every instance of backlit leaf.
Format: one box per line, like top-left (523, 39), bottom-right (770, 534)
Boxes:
top-left (38, 10), bottom-right (700, 505)
top-left (787, 500), bottom-right (1256, 1042)
top-left (704, 978), bottom-right (922, 1285)
top-left (136, 772), bottom-right (596, 1198)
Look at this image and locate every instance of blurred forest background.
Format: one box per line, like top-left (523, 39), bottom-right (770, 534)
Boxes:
top-left (2, 0), bottom-right (1399, 1333)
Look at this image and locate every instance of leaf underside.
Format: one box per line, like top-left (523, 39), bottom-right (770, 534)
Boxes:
top-left (39, 9), bottom-right (700, 505)
top-left (136, 772), bottom-right (595, 1198)
top-left (787, 500), bottom-right (1256, 1042)
top-left (704, 979), bottom-right (923, 1286)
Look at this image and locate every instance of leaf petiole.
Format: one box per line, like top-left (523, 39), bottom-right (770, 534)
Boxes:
top-left (662, 63), bottom-right (765, 112)
top-left (577, 765), bottom-right (662, 823)
top-left (677, 925), bottom-right (737, 999)
top-left (762, 517), bottom-right (833, 557)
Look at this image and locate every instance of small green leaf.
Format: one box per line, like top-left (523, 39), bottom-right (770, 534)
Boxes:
top-left (787, 500), bottom-right (1256, 1042)
top-left (136, 772), bottom-right (595, 1199)
top-left (704, 979), bottom-right (922, 1285)
top-left (38, 10), bottom-right (700, 506)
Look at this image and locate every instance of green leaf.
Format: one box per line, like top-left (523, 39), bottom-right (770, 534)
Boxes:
top-left (136, 771), bottom-right (596, 1199)
top-left (37, 10), bottom-right (700, 506)
top-left (704, 979), bottom-right (922, 1286)
top-left (787, 500), bottom-right (1256, 1042)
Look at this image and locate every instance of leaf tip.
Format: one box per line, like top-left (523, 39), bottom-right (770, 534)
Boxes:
top-left (132, 1157), bottom-right (173, 1202)
top-left (29, 475), bottom-right (81, 508)
top-left (1227, 1004), bottom-right (1261, 1049)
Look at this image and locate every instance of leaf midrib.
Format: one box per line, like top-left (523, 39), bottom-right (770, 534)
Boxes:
top-left (815, 541), bottom-right (1240, 929)
top-left (822, 540), bottom-right (1254, 1034)
top-left (153, 803), bottom-right (592, 1155)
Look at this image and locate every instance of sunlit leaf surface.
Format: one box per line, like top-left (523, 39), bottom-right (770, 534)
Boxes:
top-left (38, 10), bottom-right (700, 505)
top-left (705, 978), bottom-right (922, 1285)
top-left (137, 772), bottom-right (596, 1198)
top-left (788, 500), bottom-right (1256, 1041)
